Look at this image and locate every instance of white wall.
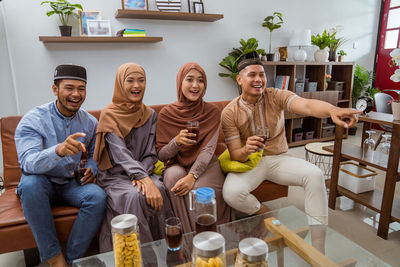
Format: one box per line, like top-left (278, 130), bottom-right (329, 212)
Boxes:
top-left (0, 0), bottom-right (381, 173)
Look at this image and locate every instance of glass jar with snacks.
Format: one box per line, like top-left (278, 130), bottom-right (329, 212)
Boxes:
top-left (192, 231), bottom-right (226, 267)
top-left (235, 237), bottom-right (268, 267)
top-left (111, 214), bottom-right (142, 267)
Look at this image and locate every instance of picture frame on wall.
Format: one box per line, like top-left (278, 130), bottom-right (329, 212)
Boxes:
top-left (87, 20), bottom-right (112, 37)
top-left (193, 2), bottom-right (204, 14)
top-left (122, 0), bottom-right (148, 10)
top-left (79, 11), bottom-right (102, 36)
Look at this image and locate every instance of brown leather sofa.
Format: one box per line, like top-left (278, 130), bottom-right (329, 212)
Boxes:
top-left (0, 101), bottom-right (288, 257)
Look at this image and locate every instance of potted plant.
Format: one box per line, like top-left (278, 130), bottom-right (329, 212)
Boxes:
top-left (219, 38), bottom-right (265, 94)
top-left (337, 50), bottom-right (347, 62)
top-left (262, 12), bottom-right (283, 61)
top-left (311, 30), bottom-right (335, 62)
top-left (349, 64), bottom-right (376, 134)
top-left (328, 37), bottom-right (344, 62)
top-left (41, 0), bottom-right (83, 36)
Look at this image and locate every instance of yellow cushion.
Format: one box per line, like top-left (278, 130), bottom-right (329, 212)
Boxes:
top-left (153, 160), bottom-right (164, 176)
top-left (218, 149), bottom-right (263, 173)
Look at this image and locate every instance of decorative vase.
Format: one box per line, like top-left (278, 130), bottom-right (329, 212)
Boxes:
top-left (59, 26), bottom-right (72, 36)
top-left (392, 102), bottom-right (400, 120)
top-left (328, 50), bottom-right (337, 62)
top-left (338, 55), bottom-right (343, 62)
top-left (314, 49), bottom-right (329, 62)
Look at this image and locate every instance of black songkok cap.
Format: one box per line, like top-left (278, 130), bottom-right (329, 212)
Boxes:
top-left (237, 51), bottom-right (263, 73)
top-left (54, 64), bottom-right (87, 83)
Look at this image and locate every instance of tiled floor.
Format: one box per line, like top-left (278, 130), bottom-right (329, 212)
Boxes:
top-left (1, 123), bottom-right (399, 266)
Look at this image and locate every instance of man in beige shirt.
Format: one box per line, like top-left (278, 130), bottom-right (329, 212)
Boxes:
top-left (221, 51), bottom-right (360, 224)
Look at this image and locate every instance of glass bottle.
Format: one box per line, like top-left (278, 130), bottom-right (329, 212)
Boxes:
top-left (235, 238), bottom-right (269, 267)
top-left (189, 187), bottom-right (217, 234)
top-left (192, 231), bottom-right (226, 267)
top-left (111, 214), bottom-right (142, 267)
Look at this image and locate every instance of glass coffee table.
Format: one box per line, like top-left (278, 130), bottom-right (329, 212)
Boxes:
top-left (73, 206), bottom-right (389, 266)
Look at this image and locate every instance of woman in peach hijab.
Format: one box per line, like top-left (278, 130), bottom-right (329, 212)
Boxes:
top-left (94, 63), bottom-right (173, 252)
top-left (156, 62), bottom-right (233, 233)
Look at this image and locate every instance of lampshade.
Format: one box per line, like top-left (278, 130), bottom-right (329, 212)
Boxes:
top-left (289, 29), bottom-right (311, 47)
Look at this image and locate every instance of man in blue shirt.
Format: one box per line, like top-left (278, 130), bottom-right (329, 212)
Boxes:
top-left (15, 64), bottom-right (107, 267)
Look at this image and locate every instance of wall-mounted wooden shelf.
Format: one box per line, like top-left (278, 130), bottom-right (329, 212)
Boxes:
top-left (39, 36), bottom-right (163, 43)
top-left (115, 9), bottom-right (223, 22)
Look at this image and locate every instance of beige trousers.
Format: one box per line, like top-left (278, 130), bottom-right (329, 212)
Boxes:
top-left (222, 153), bottom-right (328, 224)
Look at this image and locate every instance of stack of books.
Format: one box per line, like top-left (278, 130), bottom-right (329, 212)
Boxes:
top-left (122, 29), bottom-right (146, 37)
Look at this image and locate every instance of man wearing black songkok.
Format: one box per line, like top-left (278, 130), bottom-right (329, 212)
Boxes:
top-left (15, 64), bottom-right (107, 267)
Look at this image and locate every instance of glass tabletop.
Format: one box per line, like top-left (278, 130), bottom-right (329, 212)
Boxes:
top-left (73, 206), bottom-right (389, 266)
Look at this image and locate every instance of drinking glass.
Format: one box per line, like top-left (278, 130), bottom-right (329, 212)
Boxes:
top-left (186, 121), bottom-right (200, 142)
top-left (254, 127), bottom-right (269, 142)
top-left (378, 134), bottom-right (391, 165)
top-left (363, 130), bottom-right (376, 160)
top-left (165, 217), bottom-right (183, 251)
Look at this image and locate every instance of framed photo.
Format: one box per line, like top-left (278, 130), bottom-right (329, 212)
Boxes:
top-left (79, 11), bottom-right (102, 36)
top-left (122, 0), bottom-right (148, 10)
top-left (193, 2), bottom-right (204, 14)
top-left (87, 20), bottom-right (112, 37)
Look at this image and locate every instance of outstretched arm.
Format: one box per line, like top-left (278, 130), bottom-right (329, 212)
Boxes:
top-left (290, 97), bottom-right (362, 128)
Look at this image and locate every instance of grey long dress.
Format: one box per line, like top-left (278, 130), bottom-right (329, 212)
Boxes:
top-left (97, 110), bottom-right (174, 252)
top-left (158, 130), bottom-right (234, 233)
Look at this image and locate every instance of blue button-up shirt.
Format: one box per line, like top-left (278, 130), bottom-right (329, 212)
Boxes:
top-left (15, 101), bottom-right (98, 184)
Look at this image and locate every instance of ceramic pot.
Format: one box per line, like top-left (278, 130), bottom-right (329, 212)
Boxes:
top-left (314, 49), bottom-right (329, 62)
top-left (392, 102), bottom-right (400, 120)
top-left (266, 53), bottom-right (274, 61)
top-left (328, 50), bottom-right (337, 62)
top-left (338, 55), bottom-right (343, 62)
top-left (59, 26), bottom-right (72, 36)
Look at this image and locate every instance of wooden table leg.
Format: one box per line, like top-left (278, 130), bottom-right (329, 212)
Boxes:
top-left (377, 122), bottom-right (400, 239)
top-left (328, 126), bottom-right (344, 209)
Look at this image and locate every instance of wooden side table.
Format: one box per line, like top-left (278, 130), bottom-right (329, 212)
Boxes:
top-left (323, 112), bottom-right (400, 239)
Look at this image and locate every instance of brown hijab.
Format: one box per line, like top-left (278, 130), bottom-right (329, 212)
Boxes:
top-left (94, 63), bottom-right (151, 170)
top-left (156, 62), bottom-right (220, 168)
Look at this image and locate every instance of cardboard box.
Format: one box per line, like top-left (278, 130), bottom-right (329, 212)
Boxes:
top-left (327, 81), bottom-right (344, 91)
top-left (305, 82), bottom-right (317, 92)
top-left (338, 162), bottom-right (377, 194)
top-left (322, 124), bottom-right (335, 138)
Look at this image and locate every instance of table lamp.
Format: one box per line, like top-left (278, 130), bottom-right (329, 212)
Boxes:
top-left (289, 29), bottom-right (311, 62)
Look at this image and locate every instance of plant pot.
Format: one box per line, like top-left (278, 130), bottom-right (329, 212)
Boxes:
top-left (328, 50), bottom-right (337, 62)
top-left (348, 126), bottom-right (357, 136)
top-left (314, 49), bottom-right (329, 62)
top-left (338, 55), bottom-right (344, 62)
top-left (266, 53), bottom-right (274, 61)
top-left (392, 102), bottom-right (400, 120)
top-left (59, 25), bottom-right (72, 36)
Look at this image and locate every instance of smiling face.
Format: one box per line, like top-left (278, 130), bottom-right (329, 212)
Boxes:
top-left (123, 72), bottom-right (146, 103)
top-left (181, 69), bottom-right (205, 102)
top-left (52, 79), bottom-right (86, 117)
top-left (236, 64), bottom-right (266, 99)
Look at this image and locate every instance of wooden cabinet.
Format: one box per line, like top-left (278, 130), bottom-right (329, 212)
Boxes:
top-left (323, 112), bottom-right (400, 239)
top-left (262, 61), bottom-right (354, 147)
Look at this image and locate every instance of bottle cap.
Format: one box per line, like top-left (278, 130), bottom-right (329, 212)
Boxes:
top-left (238, 237), bottom-right (268, 262)
top-left (193, 231), bottom-right (225, 257)
top-left (195, 187), bottom-right (215, 204)
top-left (111, 214), bottom-right (138, 234)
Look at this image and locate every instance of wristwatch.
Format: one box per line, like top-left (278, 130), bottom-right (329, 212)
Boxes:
top-left (192, 173), bottom-right (199, 180)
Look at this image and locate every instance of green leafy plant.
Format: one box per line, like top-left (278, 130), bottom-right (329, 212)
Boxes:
top-left (311, 30), bottom-right (335, 50)
top-left (352, 64), bottom-right (377, 107)
top-left (262, 12), bottom-right (283, 54)
top-left (328, 37), bottom-right (344, 52)
top-left (337, 50), bottom-right (347, 56)
top-left (41, 0), bottom-right (82, 26)
top-left (219, 38), bottom-right (265, 83)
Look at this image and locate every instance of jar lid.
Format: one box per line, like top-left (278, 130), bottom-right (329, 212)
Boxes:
top-left (193, 231), bottom-right (225, 257)
top-left (195, 187), bottom-right (215, 204)
top-left (111, 214), bottom-right (138, 234)
top-left (238, 238), bottom-right (268, 262)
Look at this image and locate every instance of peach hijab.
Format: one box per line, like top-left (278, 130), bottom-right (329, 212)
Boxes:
top-left (156, 62), bottom-right (220, 168)
top-left (94, 63), bottom-right (151, 170)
